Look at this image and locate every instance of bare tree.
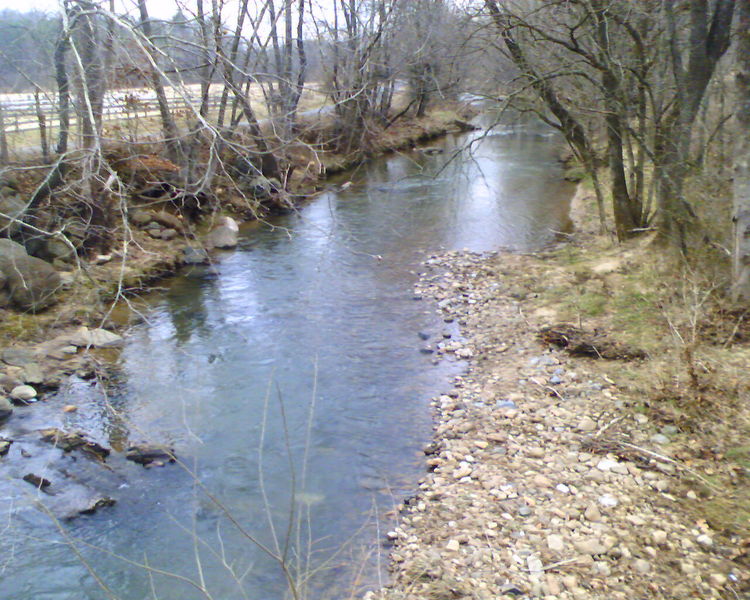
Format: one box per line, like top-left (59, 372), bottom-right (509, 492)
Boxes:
top-left (733, 0), bottom-right (750, 302)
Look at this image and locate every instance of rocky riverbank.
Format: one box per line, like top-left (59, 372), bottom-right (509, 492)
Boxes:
top-left (372, 195), bottom-right (749, 598)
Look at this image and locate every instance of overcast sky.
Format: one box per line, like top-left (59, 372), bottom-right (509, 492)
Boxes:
top-left (0, 0), bottom-right (186, 19)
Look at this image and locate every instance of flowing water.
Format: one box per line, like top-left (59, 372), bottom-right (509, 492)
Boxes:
top-left (0, 118), bottom-right (574, 599)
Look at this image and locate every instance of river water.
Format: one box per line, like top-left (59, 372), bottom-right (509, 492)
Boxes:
top-left (0, 118), bottom-right (574, 599)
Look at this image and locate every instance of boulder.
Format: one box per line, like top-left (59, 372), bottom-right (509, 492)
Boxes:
top-left (207, 217), bottom-right (239, 249)
top-left (0, 240), bottom-right (61, 311)
top-left (0, 194), bottom-right (26, 235)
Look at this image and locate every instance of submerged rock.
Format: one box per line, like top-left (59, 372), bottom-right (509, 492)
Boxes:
top-left (126, 444), bottom-right (176, 466)
top-left (0, 437), bottom-right (11, 455)
top-left (39, 428), bottom-right (110, 461)
top-left (67, 326), bottom-right (123, 348)
top-left (23, 473), bottom-right (52, 489)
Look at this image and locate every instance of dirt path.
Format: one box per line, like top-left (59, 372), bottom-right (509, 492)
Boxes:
top-left (372, 247), bottom-right (746, 600)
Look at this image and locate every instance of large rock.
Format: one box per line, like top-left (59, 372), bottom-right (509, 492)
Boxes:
top-left (207, 216), bottom-right (239, 249)
top-left (0, 239), bottom-right (61, 311)
top-left (0, 194), bottom-right (26, 235)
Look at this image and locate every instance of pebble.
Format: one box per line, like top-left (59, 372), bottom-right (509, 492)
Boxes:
top-left (650, 433), bottom-right (670, 445)
top-left (696, 534), bottom-right (713, 548)
top-left (652, 530), bottom-right (668, 545)
top-left (577, 417), bottom-right (597, 432)
top-left (63, 405), bottom-right (78, 413)
top-left (584, 503), bottom-right (602, 522)
top-left (518, 505), bottom-right (532, 517)
top-left (598, 494), bottom-right (618, 507)
top-left (634, 559), bottom-right (651, 573)
top-left (574, 538), bottom-right (607, 555)
top-left (547, 534), bottom-right (564, 552)
top-left (446, 539), bottom-right (460, 551)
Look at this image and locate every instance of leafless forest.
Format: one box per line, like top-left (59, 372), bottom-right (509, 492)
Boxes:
top-left (0, 0), bottom-right (748, 305)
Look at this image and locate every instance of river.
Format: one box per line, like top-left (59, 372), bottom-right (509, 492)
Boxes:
top-left (0, 117), bottom-right (574, 599)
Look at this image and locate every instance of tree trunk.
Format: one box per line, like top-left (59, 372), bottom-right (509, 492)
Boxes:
top-left (137, 0), bottom-right (181, 162)
top-left (733, 0), bottom-right (750, 302)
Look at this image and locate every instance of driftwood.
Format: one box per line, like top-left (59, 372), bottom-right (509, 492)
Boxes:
top-left (539, 324), bottom-right (646, 360)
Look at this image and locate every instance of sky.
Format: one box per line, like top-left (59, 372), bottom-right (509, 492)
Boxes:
top-left (0, 0), bottom-right (187, 19)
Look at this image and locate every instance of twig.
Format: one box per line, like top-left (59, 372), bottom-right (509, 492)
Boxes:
top-left (608, 439), bottom-right (722, 492)
top-left (594, 415), bottom-right (623, 438)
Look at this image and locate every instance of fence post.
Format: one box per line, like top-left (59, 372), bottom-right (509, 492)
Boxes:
top-left (0, 103), bottom-right (9, 164)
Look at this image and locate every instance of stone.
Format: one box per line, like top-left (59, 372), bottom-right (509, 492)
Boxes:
top-left (0, 374), bottom-right (22, 393)
top-left (696, 534), bottom-right (713, 548)
top-left (20, 362), bottom-right (44, 385)
top-left (652, 530), bottom-right (668, 545)
top-left (0, 438), bottom-right (12, 455)
top-left (0, 240), bottom-right (61, 311)
top-left (709, 573), bottom-right (727, 587)
top-left (126, 444), bottom-right (176, 466)
top-left (0, 194), bottom-right (25, 235)
top-left (0, 396), bottom-right (12, 422)
top-left (574, 538), bottom-right (607, 555)
top-left (518, 505), bottom-right (532, 517)
top-left (207, 218), bottom-right (239, 249)
top-left (650, 434), bottom-right (670, 445)
top-left (151, 210), bottom-right (184, 232)
top-left (44, 237), bottom-right (76, 262)
top-left (446, 539), bottom-right (460, 551)
top-left (10, 385), bottom-right (37, 402)
top-left (23, 472), bottom-right (51, 488)
top-left (453, 462), bottom-right (473, 479)
top-left (577, 417), bottom-right (597, 432)
top-left (597, 459), bottom-right (618, 472)
top-left (598, 494), bottom-right (618, 507)
top-left (63, 404), bottom-right (77, 413)
top-left (129, 209), bottom-right (152, 227)
top-left (182, 246), bottom-right (210, 265)
top-left (1, 346), bottom-right (36, 366)
top-left (39, 428), bottom-right (110, 460)
top-left (68, 326), bottom-right (123, 348)
top-left (160, 228), bottom-right (178, 241)
top-left (634, 559), bottom-right (651, 573)
top-left (547, 534), bottom-right (565, 552)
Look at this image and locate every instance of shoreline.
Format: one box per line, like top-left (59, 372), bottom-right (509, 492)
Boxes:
top-left (371, 185), bottom-right (746, 599)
